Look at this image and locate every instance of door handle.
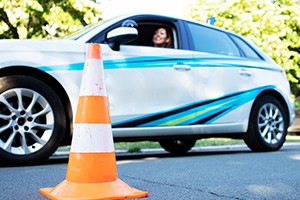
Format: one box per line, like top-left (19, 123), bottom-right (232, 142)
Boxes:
top-left (239, 69), bottom-right (252, 77)
top-left (173, 65), bottom-right (191, 71)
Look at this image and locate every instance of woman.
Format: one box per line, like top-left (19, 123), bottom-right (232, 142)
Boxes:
top-left (152, 27), bottom-right (172, 48)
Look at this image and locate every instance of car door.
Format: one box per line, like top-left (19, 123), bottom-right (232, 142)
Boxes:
top-left (185, 21), bottom-right (256, 126)
top-left (101, 44), bottom-right (196, 128)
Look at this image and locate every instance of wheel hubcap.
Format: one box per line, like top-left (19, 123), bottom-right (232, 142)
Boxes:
top-left (258, 103), bottom-right (284, 145)
top-left (0, 88), bottom-right (54, 155)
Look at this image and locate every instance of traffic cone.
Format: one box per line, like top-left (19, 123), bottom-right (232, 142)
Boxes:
top-left (40, 43), bottom-right (148, 200)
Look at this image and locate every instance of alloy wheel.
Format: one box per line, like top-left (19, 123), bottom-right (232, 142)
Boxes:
top-left (0, 88), bottom-right (54, 155)
top-left (257, 103), bottom-right (284, 145)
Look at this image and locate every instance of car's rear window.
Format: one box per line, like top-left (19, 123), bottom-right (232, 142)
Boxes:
top-left (230, 34), bottom-right (262, 60)
top-left (187, 22), bottom-right (240, 57)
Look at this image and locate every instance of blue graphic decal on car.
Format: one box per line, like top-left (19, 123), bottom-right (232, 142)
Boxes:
top-left (37, 55), bottom-right (280, 71)
top-left (112, 86), bottom-right (275, 128)
top-left (38, 62), bottom-right (85, 71)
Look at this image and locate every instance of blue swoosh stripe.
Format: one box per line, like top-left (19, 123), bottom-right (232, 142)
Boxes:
top-left (112, 85), bottom-right (276, 127)
top-left (38, 62), bottom-right (84, 71)
top-left (37, 55), bottom-right (280, 71)
top-left (139, 95), bottom-right (240, 127)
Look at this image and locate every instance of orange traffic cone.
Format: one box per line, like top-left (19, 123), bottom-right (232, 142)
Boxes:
top-left (40, 43), bottom-right (148, 200)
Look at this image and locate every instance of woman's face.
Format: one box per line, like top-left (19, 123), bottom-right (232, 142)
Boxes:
top-left (152, 28), bottom-right (170, 47)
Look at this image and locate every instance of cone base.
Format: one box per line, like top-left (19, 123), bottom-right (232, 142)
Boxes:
top-left (40, 178), bottom-right (148, 200)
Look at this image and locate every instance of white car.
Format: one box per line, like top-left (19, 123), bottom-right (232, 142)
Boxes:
top-left (0, 14), bottom-right (295, 165)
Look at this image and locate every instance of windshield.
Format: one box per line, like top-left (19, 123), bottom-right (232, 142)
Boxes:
top-left (62, 15), bottom-right (130, 41)
top-left (63, 20), bottom-right (106, 40)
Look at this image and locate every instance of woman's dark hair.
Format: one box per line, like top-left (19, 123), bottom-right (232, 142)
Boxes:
top-left (164, 27), bottom-right (172, 48)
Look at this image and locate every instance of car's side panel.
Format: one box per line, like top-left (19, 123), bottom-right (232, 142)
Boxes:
top-left (191, 54), bottom-right (255, 127)
top-left (251, 67), bottom-right (295, 126)
top-left (102, 45), bottom-right (195, 124)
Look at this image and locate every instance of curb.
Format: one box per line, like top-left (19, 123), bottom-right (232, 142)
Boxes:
top-left (53, 142), bottom-right (300, 157)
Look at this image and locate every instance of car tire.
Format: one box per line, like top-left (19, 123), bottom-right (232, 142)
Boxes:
top-left (159, 138), bottom-right (196, 154)
top-left (0, 75), bottom-right (66, 165)
top-left (244, 95), bottom-right (288, 152)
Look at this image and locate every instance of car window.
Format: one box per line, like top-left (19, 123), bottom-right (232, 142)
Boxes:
top-left (92, 19), bottom-right (178, 48)
top-left (229, 34), bottom-right (262, 60)
top-left (187, 22), bottom-right (240, 57)
top-left (126, 21), bottom-right (177, 48)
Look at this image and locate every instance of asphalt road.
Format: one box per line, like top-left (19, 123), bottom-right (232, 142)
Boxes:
top-left (1, 143), bottom-right (300, 200)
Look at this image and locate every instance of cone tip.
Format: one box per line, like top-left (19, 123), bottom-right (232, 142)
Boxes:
top-left (86, 43), bottom-right (101, 60)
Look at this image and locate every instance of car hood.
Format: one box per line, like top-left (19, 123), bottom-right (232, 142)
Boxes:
top-left (0, 39), bottom-right (85, 53)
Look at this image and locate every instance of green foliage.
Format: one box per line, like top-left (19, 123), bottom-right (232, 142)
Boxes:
top-left (127, 146), bottom-right (142, 153)
top-left (187, 0), bottom-right (300, 97)
top-left (0, 0), bottom-right (102, 39)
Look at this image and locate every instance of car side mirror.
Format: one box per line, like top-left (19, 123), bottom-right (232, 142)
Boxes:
top-left (107, 27), bottom-right (138, 51)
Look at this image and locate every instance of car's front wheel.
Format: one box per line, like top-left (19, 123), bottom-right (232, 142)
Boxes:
top-left (159, 138), bottom-right (196, 154)
top-left (0, 75), bottom-right (66, 165)
top-left (244, 95), bottom-right (288, 152)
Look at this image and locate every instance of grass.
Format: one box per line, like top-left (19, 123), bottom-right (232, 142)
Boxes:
top-left (112, 138), bottom-right (246, 151)
top-left (57, 135), bottom-right (300, 153)
top-left (194, 138), bottom-right (245, 146)
top-left (114, 135), bottom-right (300, 152)
top-left (295, 99), bottom-right (300, 108)
top-left (286, 134), bottom-right (300, 142)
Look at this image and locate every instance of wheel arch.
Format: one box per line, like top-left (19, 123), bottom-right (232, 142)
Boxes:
top-left (253, 89), bottom-right (290, 125)
top-left (0, 66), bottom-right (73, 145)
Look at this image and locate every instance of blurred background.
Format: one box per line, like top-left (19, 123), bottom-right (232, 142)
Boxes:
top-left (0, 0), bottom-right (299, 100)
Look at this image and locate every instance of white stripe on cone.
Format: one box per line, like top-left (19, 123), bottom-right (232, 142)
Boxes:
top-left (70, 124), bottom-right (115, 153)
top-left (80, 59), bottom-right (107, 97)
